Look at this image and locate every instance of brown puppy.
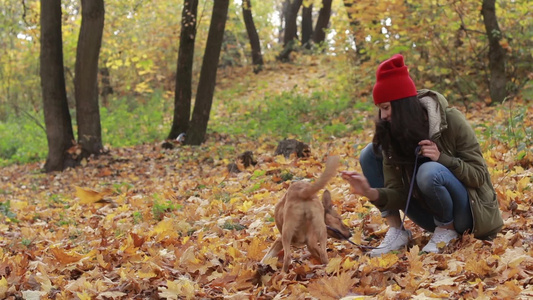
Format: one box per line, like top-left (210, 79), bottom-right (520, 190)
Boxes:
top-left (261, 155), bottom-right (351, 273)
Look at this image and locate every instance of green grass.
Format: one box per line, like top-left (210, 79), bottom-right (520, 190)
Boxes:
top-left (475, 104), bottom-right (532, 153)
top-left (100, 91), bottom-right (170, 147)
top-left (0, 200), bottom-right (18, 222)
top-left (1, 69), bottom-right (530, 167)
top-left (0, 118), bottom-right (48, 165)
top-left (210, 89), bottom-right (368, 143)
top-left (1, 83), bottom-right (364, 166)
top-left (151, 193), bottom-right (182, 221)
top-left (0, 91), bottom-right (170, 166)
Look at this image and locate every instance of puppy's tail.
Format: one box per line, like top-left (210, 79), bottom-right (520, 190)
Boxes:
top-left (298, 155), bottom-right (340, 199)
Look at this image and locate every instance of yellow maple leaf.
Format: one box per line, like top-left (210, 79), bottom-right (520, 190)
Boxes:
top-left (252, 191), bottom-right (270, 200)
top-left (158, 277), bottom-right (198, 300)
top-left (325, 257), bottom-right (343, 274)
top-left (152, 218), bottom-right (174, 235)
top-left (465, 257), bottom-right (492, 277)
top-left (0, 277), bottom-right (7, 299)
top-left (246, 237), bottom-right (265, 260)
top-left (436, 241), bottom-right (447, 249)
top-left (342, 257), bottom-right (359, 270)
top-left (274, 155), bottom-right (289, 164)
top-left (10, 200), bottom-right (28, 210)
top-left (406, 245), bottom-right (424, 275)
top-left (369, 253), bottom-right (398, 269)
top-left (50, 247), bottom-right (85, 265)
top-left (35, 273), bottom-right (53, 293)
top-left (76, 291), bottom-right (92, 300)
top-left (308, 271), bottom-right (358, 300)
top-left (227, 246), bottom-right (241, 259)
top-left (179, 246), bottom-right (201, 265)
top-left (97, 253), bottom-right (109, 269)
top-left (484, 152), bottom-right (496, 167)
top-left (230, 196), bottom-right (243, 205)
top-left (75, 186), bottom-right (103, 203)
top-left (75, 186), bottom-right (113, 204)
top-left (517, 176), bottom-right (530, 192)
top-left (261, 256), bottom-right (278, 269)
top-left (238, 200), bottom-right (253, 212)
top-left (505, 189), bottom-right (519, 201)
top-left (137, 270), bottom-right (157, 279)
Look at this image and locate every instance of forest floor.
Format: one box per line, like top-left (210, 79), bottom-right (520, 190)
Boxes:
top-left (1, 57), bottom-right (532, 299)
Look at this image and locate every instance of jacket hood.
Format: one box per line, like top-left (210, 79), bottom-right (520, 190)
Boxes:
top-left (417, 89), bottom-right (449, 140)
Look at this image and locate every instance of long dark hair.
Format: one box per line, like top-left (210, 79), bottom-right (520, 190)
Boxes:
top-left (372, 96), bottom-right (429, 162)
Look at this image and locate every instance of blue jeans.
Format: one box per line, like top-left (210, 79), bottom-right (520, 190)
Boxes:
top-left (359, 143), bottom-right (473, 234)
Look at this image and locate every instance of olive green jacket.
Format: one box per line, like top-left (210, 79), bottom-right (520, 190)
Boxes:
top-left (373, 89), bottom-right (503, 239)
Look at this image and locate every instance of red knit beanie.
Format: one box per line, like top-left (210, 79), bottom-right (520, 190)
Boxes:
top-left (372, 54), bottom-right (417, 105)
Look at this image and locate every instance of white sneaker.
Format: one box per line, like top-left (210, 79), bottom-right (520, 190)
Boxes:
top-left (368, 227), bottom-right (411, 257)
top-left (422, 227), bottom-right (458, 253)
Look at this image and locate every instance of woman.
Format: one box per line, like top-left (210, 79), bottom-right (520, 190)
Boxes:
top-left (341, 54), bottom-right (503, 256)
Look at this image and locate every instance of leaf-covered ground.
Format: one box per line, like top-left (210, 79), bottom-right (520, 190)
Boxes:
top-left (1, 60), bottom-right (532, 299)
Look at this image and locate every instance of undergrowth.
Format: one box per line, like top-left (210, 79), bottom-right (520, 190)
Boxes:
top-left (0, 92), bottom-right (170, 166)
top-left (210, 89), bottom-right (372, 142)
top-left (0, 59), bottom-right (531, 167)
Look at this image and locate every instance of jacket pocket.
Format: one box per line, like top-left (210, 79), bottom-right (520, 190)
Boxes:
top-left (469, 184), bottom-right (503, 239)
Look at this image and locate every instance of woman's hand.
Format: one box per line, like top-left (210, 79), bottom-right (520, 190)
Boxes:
top-left (418, 140), bottom-right (441, 161)
top-left (340, 171), bottom-right (379, 201)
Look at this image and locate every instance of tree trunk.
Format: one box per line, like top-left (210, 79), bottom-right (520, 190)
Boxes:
top-left (75, 0), bottom-right (105, 156)
top-left (185, 0), bottom-right (229, 145)
top-left (283, 0), bottom-right (302, 46)
top-left (301, 3), bottom-right (313, 48)
top-left (278, 0), bottom-right (303, 61)
top-left (99, 66), bottom-right (113, 108)
top-left (40, 0), bottom-right (76, 172)
top-left (312, 0), bottom-right (332, 45)
top-left (279, 0), bottom-right (290, 43)
top-left (168, 0), bottom-right (199, 140)
top-left (481, 0), bottom-right (507, 104)
top-left (242, 0), bottom-right (264, 74)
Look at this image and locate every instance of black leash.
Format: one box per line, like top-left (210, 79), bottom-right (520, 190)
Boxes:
top-left (331, 146), bottom-right (422, 250)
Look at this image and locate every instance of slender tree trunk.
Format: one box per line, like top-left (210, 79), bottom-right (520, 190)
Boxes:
top-left (40, 0), bottom-right (76, 172)
top-left (242, 0), bottom-right (263, 73)
top-left (185, 0), bottom-right (229, 145)
top-left (75, 0), bottom-right (105, 156)
top-left (481, 0), bottom-right (507, 104)
top-left (301, 3), bottom-right (313, 48)
top-left (279, 0), bottom-right (290, 43)
top-left (99, 66), bottom-right (113, 108)
top-left (283, 0), bottom-right (302, 46)
top-left (168, 0), bottom-right (199, 140)
top-left (278, 0), bottom-right (303, 61)
top-left (312, 0), bottom-right (332, 45)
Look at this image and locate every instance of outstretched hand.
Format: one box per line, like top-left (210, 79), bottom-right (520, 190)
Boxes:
top-left (340, 171), bottom-right (378, 201)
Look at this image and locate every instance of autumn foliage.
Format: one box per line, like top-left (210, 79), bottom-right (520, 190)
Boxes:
top-left (1, 60), bottom-right (532, 299)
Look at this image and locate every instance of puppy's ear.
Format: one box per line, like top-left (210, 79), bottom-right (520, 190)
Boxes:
top-left (322, 190), bottom-right (333, 211)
